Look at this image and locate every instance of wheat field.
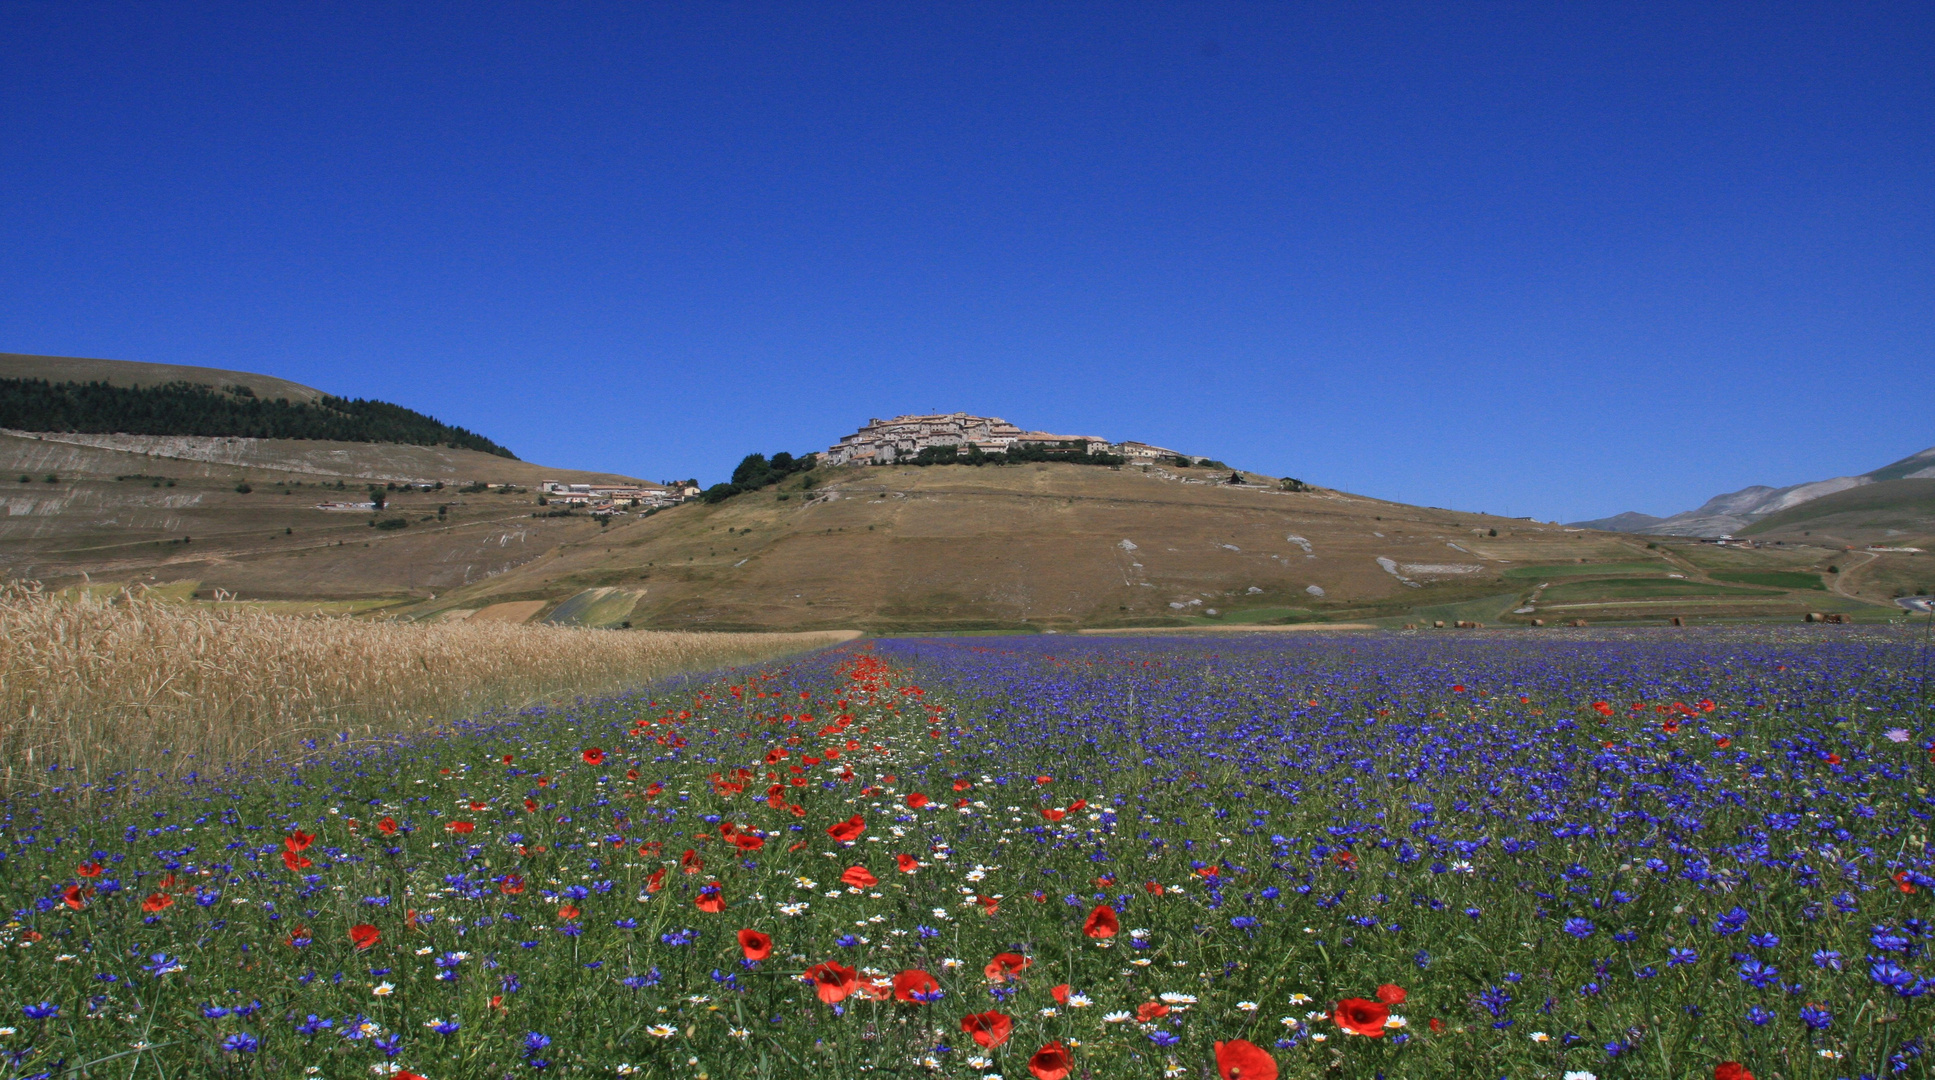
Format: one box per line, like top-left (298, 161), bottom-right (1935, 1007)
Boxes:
top-left (0, 583), bottom-right (855, 795)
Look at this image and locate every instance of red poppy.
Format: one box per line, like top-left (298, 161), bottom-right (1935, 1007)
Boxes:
top-left (896, 853), bottom-right (919, 873)
top-left (1895, 871), bottom-right (1917, 894)
top-left (1050, 983), bottom-right (1070, 1005)
top-left (905, 792), bottom-right (930, 809)
top-left (1376, 983), bottom-right (1407, 1005)
top-left (1333, 997), bottom-right (1389, 1037)
top-left (1034, 775), bottom-right (1053, 785)
top-left (349, 923), bottom-right (381, 950)
top-left (1428, 1017), bottom-right (1444, 1034)
top-left (695, 887), bottom-right (726, 914)
top-left (523, 798), bottom-right (539, 813)
top-left (893, 969), bottom-right (941, 1003)
top-left (1145, 880), bottom-right (1164, 895)
top-left (500, 874), bottom-right (525, 895)
top-left (840, 865), bottom-right (878, 889)
top-left (285, 926), bottom-right (312, 949)
top-left (1716, 736), bottom-right (1733, 749)
top-left (805, 961), bottom-right (859, 1004)
top-left (502, 754), bottom-right (514, 764)
top-left (75, 861), bottom-right (103, 878)
top-left (446, 821), bottom-right (475, 834)
top-left (1451, 684), bottom-right (1465, 692)
top-left (1662, 720), bottom-right (1681, 734)
top-left (953, 779), bottom-right (971, 791)
top-left (1825, 753), bottom-right (1842, 765)
top-left (984, 952), bottom-right (1032, 982)
top-left (646, 868), bottom-right (666, 893)
top-left (396, 1072), bottom-right (428, 1080)
top-left (827, 815), bottom-right (866, 842)
top-left (1591, 701), bottom-right (1614, 716)
top-left (582, 748), bottom-right (605, 765)
top-left (732, 833), bottom-right (766, 852)
top-left (1040, 807), bottom-right (1067, 822)
top-left (977, 895), bottom-right (999, 915)
top-left (284, 830), bottom-right (315, 853)
top-left (961, 1010), bottom-right (1014, 1048)
top-left (1082, 903), bottom-right (1119, 939)
top-left (281, 850), bottom-right (312, 872)
top-left (737, 928), bottom-right (772, 961)
top-left (681, 849), bottom-right (703, 874)
top-left (61, 884), bottom-right (88, 910)
top-left (1714, 1064), bottom-right (1753, 1080)
top-left (140, 892), bottom-right (173, 913)
top-left (1215, 1039), bottom-right (1278, 1080)
top-left (1136, 1001), bottom-right (1170, 1022)
top-left (377, 816), bottom-right (399, 835)
top-left (557, 904), bottom-right (580, 921)
top-left (1028, 1042), bottom-right (1072, 1080)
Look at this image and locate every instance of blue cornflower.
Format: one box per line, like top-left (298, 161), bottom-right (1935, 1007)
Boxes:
top-left (1666, 947), bottom-right (1698, 967)
top-left (1869, 959), bottom-right (1920, 996)
top-left (295, 1014), bottom-right (333, 1035)
top-left (1562, 918), bottom-right (1595, 939)
top-left (1738, 960), bottom-right (1779, 989)
top-left (1870, 926), bottom-right (1911, 952)
top-left (524, 1031), bottom-right (552, 1055)
top-left (220, 1032), bottom-right (259, 1054)
top-left (1745, 1006), bottom-right (1772, 1026)
top-left (1148, 1030), bottom-right (1181, 1047)
top-left (1812, 950), bottom-right (1842, 970)
top-left (1799, 1004), bottom-right (1832, 1031)
top-left (431, 1019), bottom-right (461, 1035)
top-left (1747, 932), bottom-right (1780, 948)
top-left (22, 1002), bottom-right (59, 1020)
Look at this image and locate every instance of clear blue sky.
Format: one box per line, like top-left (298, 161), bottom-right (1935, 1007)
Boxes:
top-left (2, 3), bottom-right (1929, 520)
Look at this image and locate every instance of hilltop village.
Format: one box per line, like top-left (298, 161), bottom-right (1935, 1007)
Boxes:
top-left (821, 412), bottom-right (1184, 466)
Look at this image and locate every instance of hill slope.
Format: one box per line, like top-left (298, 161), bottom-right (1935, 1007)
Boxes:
top-left (1, 352), bottom-right (328, 403)
top-left (398, 461), bottom-right (1890, 632)
top-left (1, 353), bottom-right (513, 456)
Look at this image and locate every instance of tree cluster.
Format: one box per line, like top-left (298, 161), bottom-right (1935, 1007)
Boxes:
top-left (700, 452), bottom-right (817, 503)
top-left (0, 378), bottom-right (517, 458)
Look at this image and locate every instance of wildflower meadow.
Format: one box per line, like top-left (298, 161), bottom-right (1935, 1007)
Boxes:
top-left (2, 628), bottom-right (1932, 1079)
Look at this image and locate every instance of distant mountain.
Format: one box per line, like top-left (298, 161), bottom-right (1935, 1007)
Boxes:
top-left (1574, 447), bottom-right (1935, 537)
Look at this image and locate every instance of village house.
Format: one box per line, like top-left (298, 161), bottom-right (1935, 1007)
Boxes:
top-left (1116, 440), bottom-right (1183, 462)
top-left (822, 413), bottom-right (1117, 465)
top-left (540, 481), bottom-right (680, 507)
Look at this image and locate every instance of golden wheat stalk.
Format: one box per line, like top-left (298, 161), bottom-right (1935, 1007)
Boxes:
top-left (0, 583), bottom-right (853, 794)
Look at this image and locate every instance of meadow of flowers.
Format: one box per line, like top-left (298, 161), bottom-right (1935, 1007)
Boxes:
top-left (1, 628), bottom-right (1931, 1079)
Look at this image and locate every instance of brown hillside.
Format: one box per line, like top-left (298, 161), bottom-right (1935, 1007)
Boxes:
top-left (409, 461), bottom-right (1787, 631)
top-left (0, 430), bottom-right (645, 602)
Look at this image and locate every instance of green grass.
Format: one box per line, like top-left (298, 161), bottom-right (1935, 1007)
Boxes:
top-left (1708, 569), bottom-right (1827, 591)
top-left (1500, 561), bottom-right (1671, 581)
top-left (1539, 578), bottom-right (1779, 603)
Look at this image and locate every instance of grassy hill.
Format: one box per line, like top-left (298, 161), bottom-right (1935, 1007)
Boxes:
top-left (1, 352), bottom-right (512, 456)
top-left (391, 461), bottom-right (1902, 632)
top-left (3, 351), bottom-right (1914, 623)
top-left (1, 352), bottom-right (329, 403)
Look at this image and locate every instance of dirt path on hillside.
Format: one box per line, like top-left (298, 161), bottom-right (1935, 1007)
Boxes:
top-left (1829, 550), bottom-right (1879, 602)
